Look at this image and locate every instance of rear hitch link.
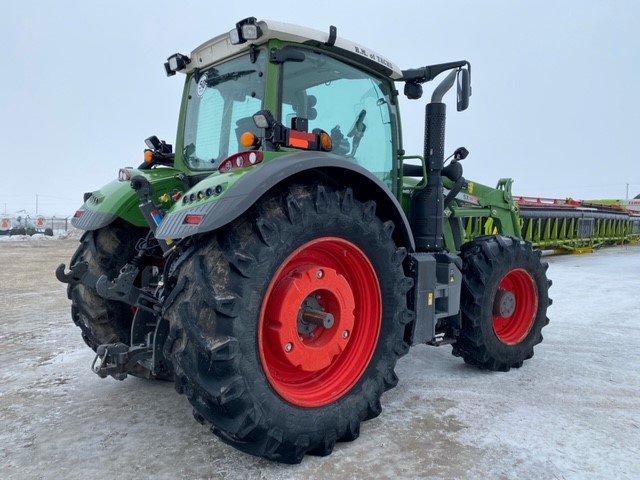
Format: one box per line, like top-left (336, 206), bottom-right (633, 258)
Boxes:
top-left (91, 343), bottom-right (153, 381)
top-left (95, 233), bottom-right (165, 313)
top-left (95, 264), bottom-right (160, 313)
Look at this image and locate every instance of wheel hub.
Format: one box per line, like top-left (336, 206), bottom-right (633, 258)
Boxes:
top-left (264, 265), bottom-right (355, 372)
top-left (493, 289), bottom-right (517, 318)
top-left (492, 268), bottom-right (539, 345)
top-left (300, 306), bottom-right (335, 330)
top-left (259, 237), bottom-right (382, 408)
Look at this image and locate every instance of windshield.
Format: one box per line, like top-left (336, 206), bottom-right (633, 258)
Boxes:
top-left (183, 52), bottom-right (265, 170)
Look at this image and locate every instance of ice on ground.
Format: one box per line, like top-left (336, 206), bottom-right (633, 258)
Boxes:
top-left (0, 238), bottom-right (638, 480)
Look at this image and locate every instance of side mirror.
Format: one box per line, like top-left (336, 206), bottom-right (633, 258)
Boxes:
top-left (456, 68), bottom-right (471, 111)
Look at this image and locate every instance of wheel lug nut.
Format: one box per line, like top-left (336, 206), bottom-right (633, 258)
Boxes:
top-left (316, 269), bottom-right (324, 279)
top-left (343, 330), bottom-right (349, 339)
top-left (284, 342), bottom-right (293, 353)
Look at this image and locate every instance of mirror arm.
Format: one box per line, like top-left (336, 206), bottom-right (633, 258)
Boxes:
top-left (431, 70), bottom-right (458, 103)
top-left (401, 60), bottom-right (469, 84)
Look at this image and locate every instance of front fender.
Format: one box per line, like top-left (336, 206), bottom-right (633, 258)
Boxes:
top-left (155, 152), bottom-right (415, 251)
top-left (72, 168), bottom-right (184, 231)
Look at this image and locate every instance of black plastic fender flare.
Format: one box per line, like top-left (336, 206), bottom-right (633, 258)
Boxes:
top-left (155, 151), bottom-right (415, 251)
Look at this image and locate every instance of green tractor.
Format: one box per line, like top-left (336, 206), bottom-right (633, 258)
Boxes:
top-left (57, 18), bottom-right (550, 463)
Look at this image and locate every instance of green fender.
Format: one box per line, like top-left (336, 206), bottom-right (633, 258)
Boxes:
top-left (71, 167), bottom-right (185, 231)
top-left (155, 151), bottom-right (415, 251)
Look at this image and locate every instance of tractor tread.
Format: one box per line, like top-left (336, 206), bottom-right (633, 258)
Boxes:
top-left (163, 183), bottom-right (410, 463)
top-left (453, 236), bottom-right (551, 371)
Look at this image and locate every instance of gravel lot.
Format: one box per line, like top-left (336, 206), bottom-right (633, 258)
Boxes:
top-left (1, 234), bottom-right (639, 479)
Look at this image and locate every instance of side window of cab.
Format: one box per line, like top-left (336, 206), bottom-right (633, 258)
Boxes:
top-left (281, 50), bottom-right (396, 186)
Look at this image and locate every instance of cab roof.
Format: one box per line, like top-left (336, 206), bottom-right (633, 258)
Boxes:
top-left (184, 18), bottom-right (403, 80)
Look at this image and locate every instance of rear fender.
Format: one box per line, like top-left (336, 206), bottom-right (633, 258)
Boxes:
top-left (155, 151), bottom-right (415, 251)
top-left (72, 168), bottom-right (184, 231)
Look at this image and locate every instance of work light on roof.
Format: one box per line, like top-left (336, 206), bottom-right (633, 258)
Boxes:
top-left (229, 17), bottom-right (262, 45)
top-left (164, 53), bottom-right (191, 76)
top-left (242, 23), bottom-right (260, 40)
top-left (229, 28), bottom-right (241, 45)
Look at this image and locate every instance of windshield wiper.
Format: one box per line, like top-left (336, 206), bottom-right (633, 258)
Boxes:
top-left (206, 69), bottom-right (256, 87)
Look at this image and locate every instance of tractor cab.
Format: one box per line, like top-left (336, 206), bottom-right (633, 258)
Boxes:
top-left (163, 18), bottom-right (402, 191)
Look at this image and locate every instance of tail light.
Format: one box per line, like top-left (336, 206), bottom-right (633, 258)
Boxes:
top-left (183, 214), bottom-right (204, 225)
top-left (218, 151), bottom-right (263, 173)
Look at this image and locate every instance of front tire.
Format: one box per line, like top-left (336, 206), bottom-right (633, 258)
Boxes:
top-left (453, 236), bottom-right (551, 371)
top-left (164, 184), bottom-right (412, 463)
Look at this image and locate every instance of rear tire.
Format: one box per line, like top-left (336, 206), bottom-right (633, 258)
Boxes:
top-left (163, 184), bottom-right (412, 463)
top-left (453, 236), bottom-right (551, 371)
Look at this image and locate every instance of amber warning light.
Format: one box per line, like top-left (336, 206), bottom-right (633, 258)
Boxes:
top-left (241, 132), bottom-right (259, 148)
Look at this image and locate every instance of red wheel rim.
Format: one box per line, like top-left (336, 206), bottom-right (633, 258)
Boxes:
top-left (259, 237), bottom-right (382, 408)
top-left (492, 268), bottom-right (538, 345)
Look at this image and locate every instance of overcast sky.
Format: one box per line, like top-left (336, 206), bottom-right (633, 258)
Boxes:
top-left (1, 0), bottom-right (639, 216)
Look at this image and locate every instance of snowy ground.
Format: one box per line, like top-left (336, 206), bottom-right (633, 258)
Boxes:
top-left (0, 231), bottom-right (70, 242)
top-left (1, 235), bottom-right (639, 480)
